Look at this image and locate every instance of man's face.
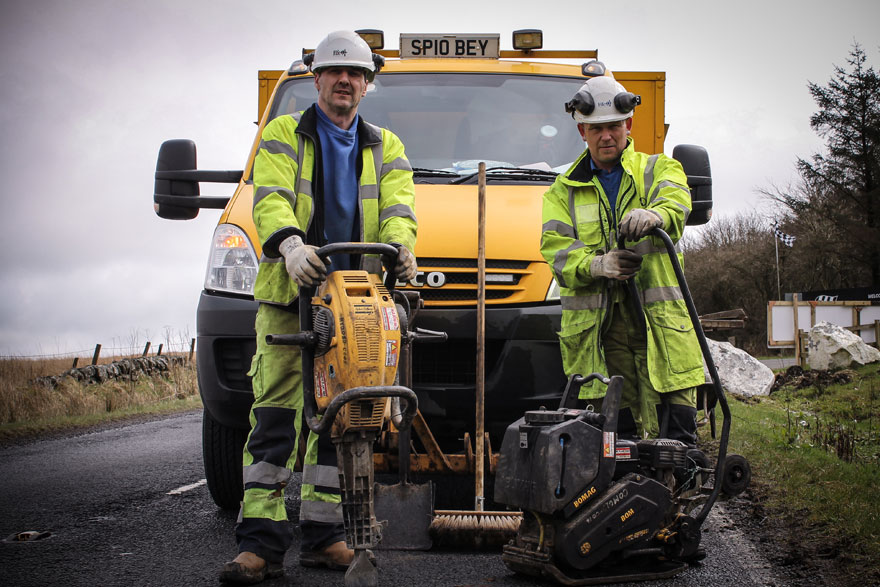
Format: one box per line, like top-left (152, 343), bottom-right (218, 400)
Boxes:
top-left (314, 66), bottom-right (368, 118)
top-left (579, 118), bottom-right (632, 170)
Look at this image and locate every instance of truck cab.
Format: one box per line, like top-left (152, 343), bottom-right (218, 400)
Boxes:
top-left (153, 30), bottom-right (712, 509)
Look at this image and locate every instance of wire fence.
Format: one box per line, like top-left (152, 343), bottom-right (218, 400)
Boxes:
top-left (0, 339), bottom-right (197, 362)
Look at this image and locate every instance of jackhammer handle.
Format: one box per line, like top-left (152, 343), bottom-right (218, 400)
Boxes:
top-left (314, 241), bottom-right (400, 291)
top-left (304, 385), bottom-right (419, 436)
top-left (265, 332), bottom-right (316, 347)
top-left (410, 327), bottom-right (448, 343)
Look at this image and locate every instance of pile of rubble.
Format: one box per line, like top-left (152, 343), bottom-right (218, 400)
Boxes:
top-left (771, 365), bottom-right (857, 392)
top-left (34, 355), bottom-right (187, 389)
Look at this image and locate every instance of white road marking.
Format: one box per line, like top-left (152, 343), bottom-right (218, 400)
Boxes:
top-left (167, 479), bottom-right (207, 495)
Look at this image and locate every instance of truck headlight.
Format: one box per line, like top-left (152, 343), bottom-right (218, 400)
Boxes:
top-left (545, 277), bottom-right (560, 302)
top-left (204, 224), bottom-right (258, 295)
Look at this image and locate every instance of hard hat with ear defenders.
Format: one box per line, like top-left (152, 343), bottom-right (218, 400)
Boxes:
top-left (565, 76), bottom-right (641, 124)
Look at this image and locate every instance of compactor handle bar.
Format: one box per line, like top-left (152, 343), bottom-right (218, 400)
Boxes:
top-left (619, 228), bottom-right (730, 526)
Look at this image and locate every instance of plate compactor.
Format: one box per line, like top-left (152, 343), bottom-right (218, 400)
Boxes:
top-left (493, 228), bottom-right (751, 585)
top-left (267, 243), bottom-right (423, 587)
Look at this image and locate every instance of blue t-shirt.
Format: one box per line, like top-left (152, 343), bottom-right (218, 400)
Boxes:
top-left (315, 106), bottom-right (360, 271)
top-left (590, 157), bottom-right (624, 227)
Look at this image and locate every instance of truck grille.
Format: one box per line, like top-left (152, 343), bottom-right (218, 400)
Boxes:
top-left (411, 339), bottom-right (505, 386)
top-left (406, 258), bottom-right (531, 305)
top-left (217, 338), bottom-right (256, 391)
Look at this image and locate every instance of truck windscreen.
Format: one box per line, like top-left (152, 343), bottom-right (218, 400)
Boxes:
top-left (269, 73), bottom-right (587, 173)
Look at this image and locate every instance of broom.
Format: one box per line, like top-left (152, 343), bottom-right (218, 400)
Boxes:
top-left (428, 161), bottom-right (521, 547)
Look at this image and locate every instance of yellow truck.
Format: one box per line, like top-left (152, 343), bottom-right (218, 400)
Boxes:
top-left (153, 30), bottom-right (712, 509)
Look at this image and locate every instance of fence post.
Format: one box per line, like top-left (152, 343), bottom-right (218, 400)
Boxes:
top-left (189, 338), bottom-right (196, 362)
top-left (72, 357), bottom-right (79, 369)
top-left (142, 342), bottom-right (151, 356)
top-left (156, 343), bottom-right (163, 356)
top-left (91, 344), bottom-right (102, 366)
top-left (875, 320), bottom-right (880, 350)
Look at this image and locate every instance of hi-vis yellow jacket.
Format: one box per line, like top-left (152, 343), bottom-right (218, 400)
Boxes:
top-left (540, 138), bottom-right (704, 398)
top-left (252, 104), bottom-right (417, 305)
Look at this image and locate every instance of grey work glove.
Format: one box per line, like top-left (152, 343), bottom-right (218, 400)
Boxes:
top-left (589, 249), bottom-right (643, 281)
top-left (619, 208), bottom-right (663, 240)
top-left (393, 244), bottom-right (417, 282)
top-left (279, 235), bottom-right (328, 287)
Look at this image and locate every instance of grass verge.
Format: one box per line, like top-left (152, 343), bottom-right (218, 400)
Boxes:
top-left (0, 359), bottom-right (201, 445)
top-left (709, 363), bottom-right (880, 583)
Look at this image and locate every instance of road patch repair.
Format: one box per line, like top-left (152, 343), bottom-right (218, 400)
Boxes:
top-left (3, 530), bottom-right (52, 543)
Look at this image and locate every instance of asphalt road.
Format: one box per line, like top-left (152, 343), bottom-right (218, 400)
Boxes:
top-left (0, 411), bottom-right (802, 587)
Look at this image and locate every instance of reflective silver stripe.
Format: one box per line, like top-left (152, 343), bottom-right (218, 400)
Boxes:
top-left (300, 499), bottom-right (342, 523)
top-left (643, 286), bottom-right (683, 304)
top-left (295, 133), bottom-right (306, 197)
top-left (552, 241), bottom-right (585, 287)
top-left (632, 239), bottom-right (681, 256)
top-left (649, 180), bottom-right (689, 204)
top-left (243, 461), bottom-right (290, 485)
top-left (567, 185), bottom-right (578, 229)
top-left (259, 139), bottom-right (297, 161)
top-left (380, 203), bottom-right (417, 224)
top-left (381, 156), bottom-right (412, 175)
top-left (543, 219), bottom-right (575, 238)
top-left (254, 185), bottom-right (296, 209)
top-left (643, 154), bottom-right (660, 195)
top-left (302, 464), bottom-right (340, 488)
top-left (259, 254), bottom-right (284, 263)
top-left (291, 112), bottom-right (303, 123)
top-left (360, 183), bottom-right (379, 200)
top-left (372, 141), bottom-right (383, 186)
top-left (561, 293), bottom-right (604, 311)
top-left (653, 195), bottom-right (690, 220)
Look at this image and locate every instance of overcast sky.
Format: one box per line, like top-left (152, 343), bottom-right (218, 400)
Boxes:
top-left (1, 0), bottom-right (877, 357)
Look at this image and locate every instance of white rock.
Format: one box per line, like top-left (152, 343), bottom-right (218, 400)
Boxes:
top-left (806, 321), bottom-right (880, 370)
top-left (703, 339), bottom-right (775, 397)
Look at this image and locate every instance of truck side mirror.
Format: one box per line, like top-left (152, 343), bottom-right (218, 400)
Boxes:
top-left (673, 144), bottom-right (712, 226)
top-left (153, 139), bottom-right (241, 220)
top-left (154, 139), bottom-right (200, 220)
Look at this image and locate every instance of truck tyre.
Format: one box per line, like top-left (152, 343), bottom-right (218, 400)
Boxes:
top-left (202, 408), bottom-right (246, 510)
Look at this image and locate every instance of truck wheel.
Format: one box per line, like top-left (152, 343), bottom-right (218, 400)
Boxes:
top-left (720, 453), bottom-right (751, 496)
top-left (202, 409), bottom-right (246, 510)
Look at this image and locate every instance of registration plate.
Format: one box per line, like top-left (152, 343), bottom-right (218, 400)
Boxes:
top-left (400, 34), bottom-right (500, 59)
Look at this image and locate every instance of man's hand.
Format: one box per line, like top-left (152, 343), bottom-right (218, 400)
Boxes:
top-left (589, 249), bottom-right (643, 281)
top-left (619, 209), bottom-right (663, 240)
top-left (279, 235), bottom-right (328, 287)
top-left (394, 244), bottom-right (417, 282)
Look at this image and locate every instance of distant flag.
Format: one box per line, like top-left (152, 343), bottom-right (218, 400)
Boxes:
top-left (773, 224), bottom-right (796, 247)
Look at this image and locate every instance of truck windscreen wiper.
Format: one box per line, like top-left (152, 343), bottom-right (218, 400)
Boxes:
top-left (411, 167), bottom-right (461, 178)
top-left (450, 167), bottom-right (559, 185)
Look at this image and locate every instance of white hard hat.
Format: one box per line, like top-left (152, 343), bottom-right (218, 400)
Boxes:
top-left (305, 30), bottom-right (383, 82)
top-left (564, 76), bottom-right (641, 124)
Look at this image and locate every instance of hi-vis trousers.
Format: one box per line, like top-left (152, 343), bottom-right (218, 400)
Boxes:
top-left (235, 303), bottom-right (345, 564)
top-left (588, 300), bottom-right (698, 446)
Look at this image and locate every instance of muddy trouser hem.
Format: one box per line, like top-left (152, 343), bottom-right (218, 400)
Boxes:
top-left (602, 300), bottom-right (697, 445)
top-left (299, 425), bottom-right (345, 551)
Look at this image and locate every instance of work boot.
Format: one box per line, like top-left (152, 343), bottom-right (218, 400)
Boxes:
top-left (219, 551), bottom-right (283, 584)
top-left (300, 540), bottom-right (375, 571)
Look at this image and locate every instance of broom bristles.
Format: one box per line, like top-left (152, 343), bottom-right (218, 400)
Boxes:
top-left (429, 510), bottom-right (521, 548)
